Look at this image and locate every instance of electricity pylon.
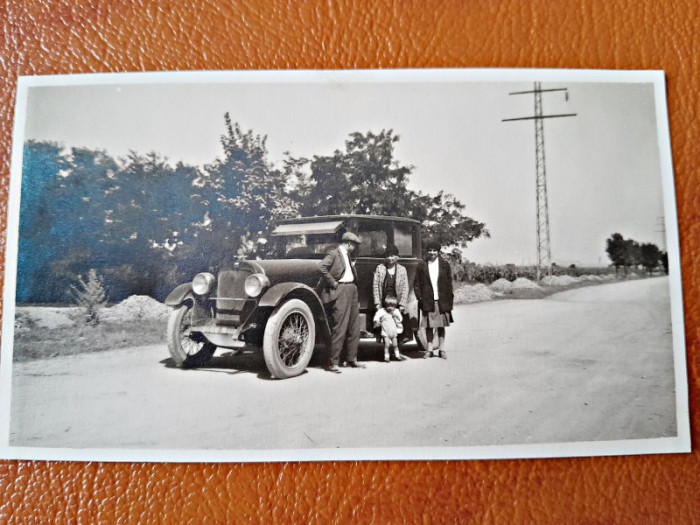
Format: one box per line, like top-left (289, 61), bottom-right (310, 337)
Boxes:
top-left (503, 82), bottom-right (576, 280)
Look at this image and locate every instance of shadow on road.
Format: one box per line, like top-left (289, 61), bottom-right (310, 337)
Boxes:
top-left (159, 340), bottom-right (426, 379)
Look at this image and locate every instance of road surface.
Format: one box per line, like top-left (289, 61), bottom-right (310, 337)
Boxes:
top-left (9, 277), bottom-right (677, 453)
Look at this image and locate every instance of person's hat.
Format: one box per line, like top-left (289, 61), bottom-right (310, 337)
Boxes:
top-left (341, 232), bottom-right (362, 244)
top-left (425, 240), bottom-right (441, 251)
top-left (257, 237), bottom-right (268, 245)
top-left (384, 244), bottom-right (400, 257)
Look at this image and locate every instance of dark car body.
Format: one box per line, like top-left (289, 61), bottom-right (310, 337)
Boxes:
top-left (165, 214), bottom-right (423, 378)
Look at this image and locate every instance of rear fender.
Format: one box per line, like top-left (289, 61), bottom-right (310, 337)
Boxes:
top-left (259, 283), bottom-right (331, 344)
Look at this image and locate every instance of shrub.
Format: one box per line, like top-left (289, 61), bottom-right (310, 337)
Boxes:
top-left (68, 269), bottom-right (108, 325)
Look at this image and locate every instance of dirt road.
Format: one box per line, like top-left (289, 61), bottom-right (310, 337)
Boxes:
top-left (9, 277), bottom-right (676, 453)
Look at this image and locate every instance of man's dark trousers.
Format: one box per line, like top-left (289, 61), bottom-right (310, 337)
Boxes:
top-left (329, 283), bottom-right (360, 366)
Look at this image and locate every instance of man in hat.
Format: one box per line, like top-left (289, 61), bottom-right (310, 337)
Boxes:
top-left (253, 237), bottom-right (268, 260)
top-left (318, 231), bottom-right (366, 373)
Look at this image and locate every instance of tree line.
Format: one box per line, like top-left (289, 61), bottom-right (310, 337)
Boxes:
top-left (605, 233), bottom-right (667, 276)
top-left (18, 113), bottom-right (489, 304)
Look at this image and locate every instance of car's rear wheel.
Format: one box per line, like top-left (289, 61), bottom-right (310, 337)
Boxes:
top-left (167, 301), bottom-right (216, 368)
top-left (263, 299), bottom-right (316, 379)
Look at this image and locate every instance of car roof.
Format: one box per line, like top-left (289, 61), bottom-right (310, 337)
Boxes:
top-left (276, 214), bottom-right (421, 225)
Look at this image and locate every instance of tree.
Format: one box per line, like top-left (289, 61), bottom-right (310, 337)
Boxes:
top-left (640, 243), bottom-right (662, 275)
top-left (607, 233), bottom-right (659, 277)
top-left (18, 123), bottom-right (491, 304)
top-left (298, 130), bottom-right (412, 216)
top-left (606, 233), bottom-right (630, 275)
top-left (410, 191), bottom-right (489, 248)
top-left (626, 240), bottom-right (641, 270)
top-left (17, 141), bottom-right (69, 302)
top-left (661, 251), bottom-right (669, 275)
top-left (193, 114), bottom-right (300, 267)
top-left (100, 150), bottom-right (193, 298)
top-left (293, 129), bottom-right (489, 247)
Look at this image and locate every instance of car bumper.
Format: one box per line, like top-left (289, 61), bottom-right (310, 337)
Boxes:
top-left (190, 321), bottom-right (247, 349)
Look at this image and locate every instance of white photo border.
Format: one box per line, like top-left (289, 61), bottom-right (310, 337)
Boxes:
top-left (0, 68), bottom-right (689, 463)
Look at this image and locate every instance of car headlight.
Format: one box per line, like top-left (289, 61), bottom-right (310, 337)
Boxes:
top-left (192, 272), bottom-right (215, 295)
top-left (244, 273), bottom-right (270, 298)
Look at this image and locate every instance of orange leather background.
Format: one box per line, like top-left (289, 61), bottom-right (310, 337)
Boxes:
top-left (1, 1), bottom-right (699, 522)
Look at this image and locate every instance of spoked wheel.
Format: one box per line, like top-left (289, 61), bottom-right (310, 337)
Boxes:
top-left (167, 301), bottom-right (216, 368)
top-left (263, 299), bottom-right (316, 379)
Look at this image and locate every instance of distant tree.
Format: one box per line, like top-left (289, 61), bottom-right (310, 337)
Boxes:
top-left (626, 240), bottom-right (642, 270)
top-left (607, 233), bottom-right (658, 277)
top-left (661, 251), bottom-right (669, 275)
top-left (68, 269), bottom-right (108, 325)
top-left (640, 243), bottom-right (662, 275)
top-left (606, 233), bottom-right (629, 276)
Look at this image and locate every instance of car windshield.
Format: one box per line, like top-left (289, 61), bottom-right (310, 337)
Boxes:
top-left (269, 234), bottom-right (338, 259)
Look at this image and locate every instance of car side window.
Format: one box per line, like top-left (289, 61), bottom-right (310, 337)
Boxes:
top-left (393, 222), bottom-right (414, 257)
top-left (356, 224), bottom-right (389, 257)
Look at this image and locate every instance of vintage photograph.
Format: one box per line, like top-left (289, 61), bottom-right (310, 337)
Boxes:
top-left (0, 69), bottom-right (689, 462)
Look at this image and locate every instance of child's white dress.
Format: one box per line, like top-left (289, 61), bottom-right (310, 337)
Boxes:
top-left (374, 308), bottom-right (403, 338)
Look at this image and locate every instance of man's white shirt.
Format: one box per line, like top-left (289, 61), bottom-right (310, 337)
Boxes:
top-left (338, 245), bottom-right (355, 283)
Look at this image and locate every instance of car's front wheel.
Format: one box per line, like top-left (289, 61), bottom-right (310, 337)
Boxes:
top-left (167, 301), bottom-right (216, 368)
top-left (263, 298), bottom-right (316, 379)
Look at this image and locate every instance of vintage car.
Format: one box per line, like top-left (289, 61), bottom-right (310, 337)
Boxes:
top-left (165, 214), bottom-right (427, 379)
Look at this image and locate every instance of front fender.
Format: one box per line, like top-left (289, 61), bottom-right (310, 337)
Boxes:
top-left (258, 283), bottom-right (331, 344)
top-left (257, 282), bottom-right (318, 308)
top-left (164, 283), bottom-right (193, 307)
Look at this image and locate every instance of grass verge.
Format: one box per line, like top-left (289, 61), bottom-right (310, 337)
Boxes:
top-left (13, 318), bottom-right (167, 363)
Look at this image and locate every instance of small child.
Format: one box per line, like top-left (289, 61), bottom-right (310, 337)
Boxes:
top-left (373, 296), bottom-right (406, 362)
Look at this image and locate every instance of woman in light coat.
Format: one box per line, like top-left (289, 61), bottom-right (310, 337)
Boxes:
top-left (372, 244), bottom-right (410, 313)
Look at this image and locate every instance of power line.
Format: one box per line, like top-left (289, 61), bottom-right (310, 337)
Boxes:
top-left (502, 82), bottom-right (577, 281)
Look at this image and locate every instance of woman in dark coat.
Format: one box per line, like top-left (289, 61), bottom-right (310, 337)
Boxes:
top-left (415, 240), bottom-right (454, 359)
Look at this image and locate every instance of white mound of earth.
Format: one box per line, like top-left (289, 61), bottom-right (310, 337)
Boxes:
top-left (489, 278), bottom-right (513, 293)
top-left (511, 277), bottom-right (542, 290)
top-left (541, 275), bottom-right (579, 286)
top-left (454, 283), bottom-right (495, 303)
top-left (101, 295), bottom-right (171, 323)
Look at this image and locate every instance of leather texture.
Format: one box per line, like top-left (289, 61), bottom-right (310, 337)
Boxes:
top-left (1, 0), bottom-right (699, 522)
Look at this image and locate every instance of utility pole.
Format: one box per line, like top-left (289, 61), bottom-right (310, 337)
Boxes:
top-left (503, 82), bottom-right (576, 281)
top-left (655, 216), bottom-right (666, 252)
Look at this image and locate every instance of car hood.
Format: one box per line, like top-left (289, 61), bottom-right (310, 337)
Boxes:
top-left (240, 259), bottom-right (323, 289)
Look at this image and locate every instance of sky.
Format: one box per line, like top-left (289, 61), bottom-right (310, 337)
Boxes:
top-left (20, 70), bottom-right (672, 266)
